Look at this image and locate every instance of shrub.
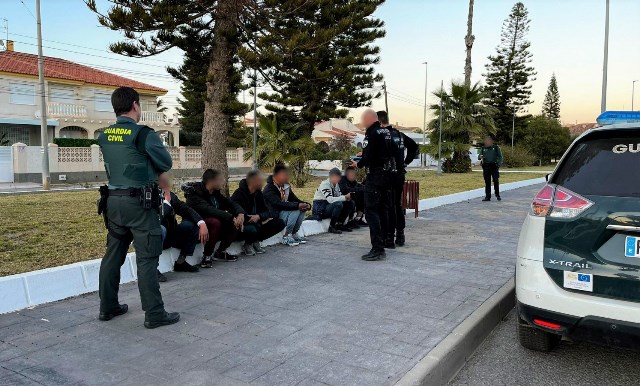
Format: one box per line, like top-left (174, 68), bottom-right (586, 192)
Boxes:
top-left (53, 138), bottom-right (98, 147)
top-left (442, 151), bottom-right (471, 173)
top-left (501, 145), bottom-right (536, 168)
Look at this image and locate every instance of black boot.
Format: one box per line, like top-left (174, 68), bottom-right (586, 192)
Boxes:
top-left (144, 311), bottom-right (180, 329)
top-left (395, 231), bottom-right (405, 247)
top-left (482, 197), bottom-right (491, 202)
top-left (99, 304), bottom-right (128, 321)
top-left (384, 238), bottom-right (396, 249)
top-left (361, 249), bottom-right (386, 261)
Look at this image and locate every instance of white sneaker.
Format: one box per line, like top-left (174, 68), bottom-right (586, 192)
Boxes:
top-left (281, 235), bottom-right (300, 246)
top-left (292, 234), bottom-right (307, 244)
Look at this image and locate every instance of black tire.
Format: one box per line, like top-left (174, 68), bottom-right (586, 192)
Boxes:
top-left (516, 315), bottom-right (561, 352)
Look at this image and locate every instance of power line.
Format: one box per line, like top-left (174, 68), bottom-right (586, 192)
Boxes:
top-left (18, 0), bottom-right (36, 20)
top-left (387, 87), bottom-right (424, 103)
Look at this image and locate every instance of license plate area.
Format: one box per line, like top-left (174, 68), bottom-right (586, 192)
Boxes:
top-left (625, 236), bottom-right (640, 258)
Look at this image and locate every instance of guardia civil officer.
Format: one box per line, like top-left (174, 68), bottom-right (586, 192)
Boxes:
top-left (354, 109), bottom-right (395, 261)
top-left (478, 135), bottom-right (503, 201)
top-left (97, 87), bottom-right (180, 329)
top-left (377, 111), bottom-right (418, 247)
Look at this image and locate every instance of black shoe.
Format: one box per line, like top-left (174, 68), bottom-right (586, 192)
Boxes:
top-left (200, 255), bottom-right (214, 268)
top-left (328, 225), bottom-right (342, 234)
top-left (157, 270), bottom-right (168, 282)
top-left (496, 196), bottom-right (502, 201)
top-left (213, 251), bottom-right (238, 262)
top-left (347, 220), bottom-right (361, 229)
top-left (336, 224), bottom-right (353, 233)
top-left (144, 312), bottom-right (180, 329)
top-left (395, 232), bottom-right (405, 247)
top-left (356, 218), bottom-right (369, 227)
top-left (482, 197), bottom-right (491, 202)
top-left (361, 249), bottom-right (386, 261)
top-left (174, 260), bottom-right (199, 272)
top-left (384, 240), bottom-right (396, 249)
top-left (99, 304), bottom-right (128, 321)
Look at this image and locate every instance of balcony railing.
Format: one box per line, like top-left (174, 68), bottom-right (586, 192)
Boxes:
top-left (140, 111), bottom-right (166, 123)
top-left (47, 102), bottom-right (88, 118)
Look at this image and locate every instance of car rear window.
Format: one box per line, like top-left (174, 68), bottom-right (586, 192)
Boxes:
top-left (553, 133), bottom-right (640, 197)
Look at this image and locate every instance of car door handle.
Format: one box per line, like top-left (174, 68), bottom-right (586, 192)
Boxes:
top-left (606, 225), bottom-right (640, 233)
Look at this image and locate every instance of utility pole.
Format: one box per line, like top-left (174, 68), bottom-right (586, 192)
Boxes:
top-left (383, 81), bottom-right (389, 117)
top-left (511, 111), bottom-right (515, 148)
top-left (437, 80), bottom-right (443, 176)
top-left (36, 0), bottom-right (49, 190)
top-left (252, 69), bottom-right (258, 170)
top-left (422, 62), bottom-right (428, 168)
top-left (633, 80), bottom-right (638, 111)
top-left (601, 0), bottom-right (610, 113)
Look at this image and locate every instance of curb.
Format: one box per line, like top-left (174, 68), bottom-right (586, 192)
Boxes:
top-left (395, 279), bottom-right (516, 386)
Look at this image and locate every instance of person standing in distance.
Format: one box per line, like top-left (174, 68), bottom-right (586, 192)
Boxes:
top-left (479, 135), bottom-right (503, 201)
top-left (377, 111), bottom-right (418, 247)
top-left (97, 86), bottom-right (180, 329)
top-left (354, 109), bottom-right (395, 261)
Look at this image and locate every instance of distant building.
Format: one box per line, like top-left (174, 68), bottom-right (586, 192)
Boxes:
top-left (566, 123), bottom-right (598, 137)
top-left (311, 119), bottom-right (364, 144)
top-left (0, 44), bottom-right (179, 146)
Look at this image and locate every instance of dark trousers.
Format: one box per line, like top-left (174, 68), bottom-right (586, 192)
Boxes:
top-left (364, 173), bottom-right (391, 251)
top-left (203, 217), bottom-right (238, 256)
top-left (353, 191), bottom-right (365, 214)
top-left (99, 196), bottom-right (165, 321)
top-left (482, 163), bottom-right (500, 198)
top-left (242, 218), bottom-right (286, 244)
top-left (170, 220), bottom-right (199, 256)
top-left (319, 201), bottom-right (355, 226)
top-left (387, 173), bottom-right (406, 239)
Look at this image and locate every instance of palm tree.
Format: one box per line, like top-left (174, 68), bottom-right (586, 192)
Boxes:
top-left (427, 81), bottom-right (496, 172)
top-left (244, 115), bottom-right (315, 186)
top-left (464, 0), bottom-right (475, 87)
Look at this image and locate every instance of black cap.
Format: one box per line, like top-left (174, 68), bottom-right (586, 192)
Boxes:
top-left (329, 167), bottom-right (342, 176)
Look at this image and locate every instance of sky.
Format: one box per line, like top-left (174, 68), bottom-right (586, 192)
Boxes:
top-left (2, 0), bottom-right (639, 128)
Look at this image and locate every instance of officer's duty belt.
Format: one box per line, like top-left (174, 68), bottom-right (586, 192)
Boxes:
top-left (109, 188), bottom-right (142, 197)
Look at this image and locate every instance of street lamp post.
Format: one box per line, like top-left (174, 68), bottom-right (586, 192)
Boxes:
top-left (36, 0), bottom-right (49, 190)
top-left (633, 80), bottom-right (638, 111)
top-left (437, 80), bottom-right (443, 176)
top-left (511, 111), bottom-right (515, 148)
top-left (422, 61), bottom-right (428, 168)
top-left (252, 69), bottom-right (258, 170)
top-left (601, 0), bottom-right (610, 113)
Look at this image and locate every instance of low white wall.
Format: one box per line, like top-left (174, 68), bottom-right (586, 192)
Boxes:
top-left (0, 177), bottom-right (545, 315)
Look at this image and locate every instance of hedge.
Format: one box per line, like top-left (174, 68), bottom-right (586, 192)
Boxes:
top-left (53, 138), bottom-right (98, 147)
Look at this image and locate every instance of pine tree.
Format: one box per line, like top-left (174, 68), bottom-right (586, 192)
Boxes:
top-left (542, 74), bottom-right (561, 120)
top-left (483, 2), bottom-right (536, 143)
top-left (241, 0), bottom-right (385, 133)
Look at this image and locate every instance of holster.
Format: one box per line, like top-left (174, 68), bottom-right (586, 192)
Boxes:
top-left (97, 184), bottom-right (109, 229)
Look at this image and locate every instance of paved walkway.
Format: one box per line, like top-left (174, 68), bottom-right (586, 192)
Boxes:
top-left (0, 185), bottom-right (541, 386)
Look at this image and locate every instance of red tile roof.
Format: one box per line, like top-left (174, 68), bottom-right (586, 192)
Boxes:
top-left (0, 50), bottom-right (166, 93)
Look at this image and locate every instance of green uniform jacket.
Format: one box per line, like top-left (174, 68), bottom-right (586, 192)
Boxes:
top-left (97, 116), bottom-right (172, 189)
top-left (478, 144), bottom-right (503, 166)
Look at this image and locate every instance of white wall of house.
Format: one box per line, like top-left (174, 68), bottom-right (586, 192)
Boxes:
top-left (0, 74), bottom-right (179, 145)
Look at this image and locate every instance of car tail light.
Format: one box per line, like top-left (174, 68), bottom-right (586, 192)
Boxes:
top-left (533, 318), bottom-right (562, 330)
top-left (530, 185), bottom-right (593, 219)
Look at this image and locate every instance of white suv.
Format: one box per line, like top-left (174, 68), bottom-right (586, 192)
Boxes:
top-left (516, 119), bottom-right (640, 352)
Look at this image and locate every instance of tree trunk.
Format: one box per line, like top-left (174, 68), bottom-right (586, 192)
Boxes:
top-left (464, 0), bottom-right (475, 87)
top-left (202, 0), bottom-right (240, 195)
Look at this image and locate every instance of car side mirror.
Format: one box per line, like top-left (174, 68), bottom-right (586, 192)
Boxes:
top-left (545, 173), bottom-right (550, 182)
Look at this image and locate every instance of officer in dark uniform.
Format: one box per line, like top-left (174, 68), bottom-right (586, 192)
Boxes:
top-left (354, 109), bottom-right (395, 261)
top-left (377, 111), bottom-right (418, 247)
top-left (97, 87), bottom-right (180, 329)
top-left (478, 135), bottom-right (503, 202)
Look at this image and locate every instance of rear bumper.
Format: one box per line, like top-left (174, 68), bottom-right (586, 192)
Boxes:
top-left (517, 302), bottom-right (640, 350)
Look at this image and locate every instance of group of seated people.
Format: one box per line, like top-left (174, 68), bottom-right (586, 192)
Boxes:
top-left (156, 164), bottom-right (367, 281)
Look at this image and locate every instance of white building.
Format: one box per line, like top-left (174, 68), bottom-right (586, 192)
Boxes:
top-left (0, 45), bottom-right (180, 146)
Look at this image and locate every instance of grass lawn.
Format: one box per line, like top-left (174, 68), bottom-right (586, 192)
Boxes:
top-left (0, 171), bottom-right (541, 276)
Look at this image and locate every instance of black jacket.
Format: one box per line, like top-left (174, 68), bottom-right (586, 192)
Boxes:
top-left (390, 126), bottom-right (419, 172)
top-left (161, 191), bottom-right (202, 249)
top-left (357, 121), bottom-right (394, 170)
top-left (263, 175), bottom-right (304, 214)
top-left (230, 179), bottom-right (273, 222)
top-left (338, 176), bottom-right (364, 195)
top-left (182, 181), bottom-right (244, 222)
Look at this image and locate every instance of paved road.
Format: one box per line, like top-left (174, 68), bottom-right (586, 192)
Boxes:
top-left (452, 310), bottom-right (639, 386)
top-left (0, 185), bottom-right (541, 386)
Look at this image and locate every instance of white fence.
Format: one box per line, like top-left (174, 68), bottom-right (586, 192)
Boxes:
top-left (10, 143), bottom-right (252, 176)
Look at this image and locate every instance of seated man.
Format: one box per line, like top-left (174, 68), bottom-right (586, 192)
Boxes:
top-left (312, 168), bottom-right (355, 234)
top-left (158, 173), bottom-right (209, 279)
top-left (263, 164), bottom-right (310, 246)
top-left (231, 170), bottom-right (286, 256)
top-left (183, 169), bottom-right (245, 267)
top-left (339, 165), bottom-right (368, 228)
